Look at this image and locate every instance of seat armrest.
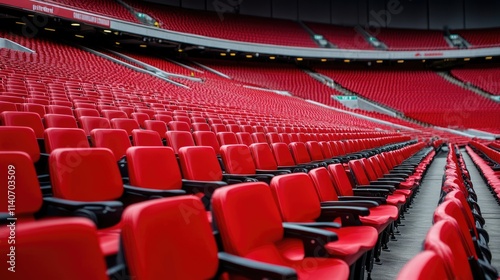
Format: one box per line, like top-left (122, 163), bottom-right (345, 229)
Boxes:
top-left (222, 174), bottom-right (259, 184)
top-left (292, 222), bottom-right (341, 229)
top-left (296, 163), bottom-right (320, 169)
top-left (218, 252), bottom-right (297, 280)
top-left (383, 174), bottom-right (408, 180)
top-left (473, 213), bottom-right (485, 226)
top-left (352, 188), bottom-right (390, 197)
top-left (43, 197), bottom-right (122, 228)
top-left (227, 173), bottom-right (275, 184)
top-left (319, 206), bottom-right (369, 226)
top-left (320, 200), bottom-right (379, 208)
top-left (369, 181), bottom-right (399, 188)
top-left (255, 169), bottom-right (291, 175)
top-left (338, 196), bottom-right (387, 204)
top-left (0, 213), bottom-right (11, 224)
top-left (283, 223), bottom-right (337, 257)
top-left (181, 179), bottom-right (228, 195)
top-left (124, 184), bottom-right (186, 198)
top-left (358, 185), bottom-right (396, 192)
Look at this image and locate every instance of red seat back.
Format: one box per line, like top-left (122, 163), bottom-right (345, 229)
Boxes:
top-left (289, 142), bottom-right (312, 164)
top-left (144, 120), bottom-right (167, 139)
top-left (44, 128), bottom-right (90, 153)
top-left (131, 112), bottom-right (150, 128)
top-left (132, 129), bottom-right (163, 146)
top-left (101, 110), bottom-right (128, 120)
top-left (251, 132), bottom-right (266, 143)
top-left (236, 132), bottom-right (253, 146)
top-left (327, 164), bottom-right (354, 197)
top-left (0, 218), bottom-right (108, 280)
top-left (44, 114), bottom-right (78, 129)
top-left (168, 121), bottom-right (190, 132)
top-left (178, 146), bottom-right (223, 181)
top-left (49, 148), bottom-right (124, 201)
top-left (192, 122), bottom-right (210, 132)
top-left (126, 147), bottom-right (182, 190)
top-left (220, 144), bottom-right (256, 174)
top-left (271, 143), bottom-right (296, 166)
top-left (423, 219), bottom-right (473, 279)
top-left (249, 143), bottom-right (279, 170)
top-left (79, 116), bottom-right (111, 136)
top-left (121, 196), bottom-right (218, 279)
top-left (192, 131), bottom-right (220, 154)
top-left (0, 126), bottom-right (40, 162)
top-left (166, 131), bottom-right (195, 154)
top-left (217, 132), bottom-right (238, 146)
top-left (396, 251), bottom-right (448, 280)
top-left (309, 167), bottom-right (340, 202)
top-left (348, 160), bottom-right (371, 185)
top-left (111, 118), bottom-right (140, 136)
top-left (306, 141), bottom-right (325, 161)
top-left (211, 182), bottom-right (284, 257)
top-left (0, 151), bottom-right (42, 220)
top-left (0, 111), bottom-right (44, 138)
top-left (269, 173), bottom-right (321, 222)
top-left (91, 129), bottom-right (131, 161)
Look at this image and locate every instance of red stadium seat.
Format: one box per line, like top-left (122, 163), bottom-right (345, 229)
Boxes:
top-left (211, 182), bottom-right (350, 279)
top-left (44, 114), bottom-right (78, 129)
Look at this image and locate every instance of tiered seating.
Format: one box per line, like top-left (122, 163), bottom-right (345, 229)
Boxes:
top-left (457, 28), bottom-right (500, 48)
top-left (193, 59), bottom-right (344, 108)
top-left (116, 51), bottom-right (197, 76)
top-left (46, 0), bottom-right (138, 23)
top-left (305, 23), bottom-right (374, 50)
top-left (0, 28), bottom-right (453, 278)
top-left (451, 66), bottom-right (500, 96)
top-left (316, 67), bottom-right (500, 133)
top-left (369, 28), bottom-right (450, 50)
top-left (467, 141), bottom-right (500, 202)
top-left (0, 129), bottom-right (430, 279)
top-left (121, 1), bottom-right (317, 47)
top-left (398, 144), bottom-right (497, 279)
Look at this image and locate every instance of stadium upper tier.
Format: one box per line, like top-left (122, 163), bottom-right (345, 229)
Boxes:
top-left (36, 0), bottom-right (500, 51)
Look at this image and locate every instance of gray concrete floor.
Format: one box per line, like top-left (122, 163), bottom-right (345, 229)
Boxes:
top-left (368, 153), bottom-right (446, 279)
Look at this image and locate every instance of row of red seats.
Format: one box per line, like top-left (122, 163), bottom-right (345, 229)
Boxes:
top-left (0, 34), bottom-right (396, 136)
top-left (46, 0), bottom-right (139, 23)
top-left (188, 58), bottom-right (345, 108)
top-left (490, 141), bottom-right (500, 151)
top-left (31, 1), bottom-right (500, 50)
top-left (0, 121), bottom-right (409, 189)
top-left (1, 29), bottom-right (456, 138)
top-left (305, 23), bottom-right (374, 50)
top-left (451, 66), bottom-right (500, 96)
top-left (457, 28), bottom-right (500, 48)
top-left (467, 141), bottom-right (500, 202)
top-left (0, 107), bottom-right (402, 147)
top-left (348, 142), bottom-right (436, 213)
top-left (1, 137), bottom-right (433, 278)
top-left (122, 0), bottom-right (318, 48)
top-left (368, 28), bottom-right (450, 51)
top-left (398, 144), bottom-right (496, 279)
